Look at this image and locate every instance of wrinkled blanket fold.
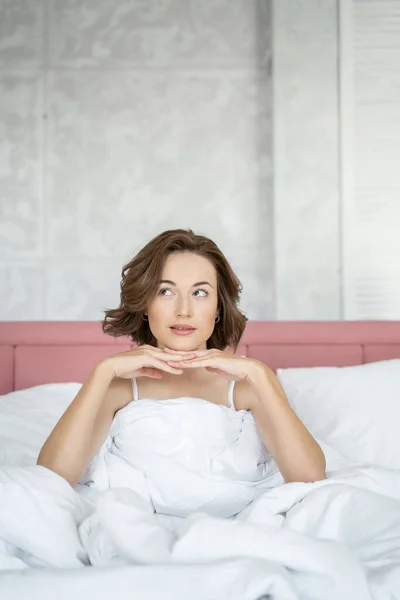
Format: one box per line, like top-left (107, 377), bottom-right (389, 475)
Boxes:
top-left (1, 464), bottom-right (400, 600)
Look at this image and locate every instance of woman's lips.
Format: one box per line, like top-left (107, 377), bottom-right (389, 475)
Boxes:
top-left (169, 327), bottom-right (196, 336)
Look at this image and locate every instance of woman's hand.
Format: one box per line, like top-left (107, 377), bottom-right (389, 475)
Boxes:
top-left (164, 348), bottom-right (264, 382)
top-left (101, 345), bottom-right (196, 380)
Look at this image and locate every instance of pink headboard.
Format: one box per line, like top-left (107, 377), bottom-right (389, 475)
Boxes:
top-left (1, 321), bottom-right (400, 394)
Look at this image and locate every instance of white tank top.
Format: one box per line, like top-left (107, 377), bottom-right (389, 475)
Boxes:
top-left (131, 377), bottom-right (237, 409)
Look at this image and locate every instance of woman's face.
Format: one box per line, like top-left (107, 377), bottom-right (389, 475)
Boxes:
top-left (147, 252), bottom-right (219, 351)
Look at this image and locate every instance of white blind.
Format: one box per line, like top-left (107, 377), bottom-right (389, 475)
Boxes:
top-left (341, 0), bottom-right (400, 319)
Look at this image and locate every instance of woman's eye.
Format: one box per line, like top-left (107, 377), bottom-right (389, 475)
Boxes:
top-left (159, 288), bottom-right (208, 297)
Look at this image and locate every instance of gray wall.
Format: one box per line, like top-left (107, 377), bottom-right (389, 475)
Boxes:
top-left (0, 0), bottom-right (274, 321)
top-left (273, 0), bottom-right (340, 319)
top-left (8, 1), bottom-right (396, 322)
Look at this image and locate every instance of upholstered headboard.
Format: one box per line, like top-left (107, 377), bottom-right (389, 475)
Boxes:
top-left (1, 321), bottom-right (400, 394)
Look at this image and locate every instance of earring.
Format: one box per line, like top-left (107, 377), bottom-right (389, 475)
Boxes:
top-left (215, 315), bottom-right (220, 323)
top-left (142, 315), bottom-right (148, 321)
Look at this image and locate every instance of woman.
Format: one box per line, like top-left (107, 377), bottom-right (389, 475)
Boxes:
top-left (38, 229), bottom-right (326, 509)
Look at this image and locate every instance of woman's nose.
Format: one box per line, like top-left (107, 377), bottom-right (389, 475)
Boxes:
top-left (175, 295), bottom-right (191, 316)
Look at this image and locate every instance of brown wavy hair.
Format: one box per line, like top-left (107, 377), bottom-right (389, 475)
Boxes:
top-left (102, 229), bottom-right (248, 351)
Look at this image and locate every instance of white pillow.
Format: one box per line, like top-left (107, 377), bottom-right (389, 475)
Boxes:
top-left (0, 383), bottom-right (81, 467)
top-left (277, 359), bottom-right (400, 470)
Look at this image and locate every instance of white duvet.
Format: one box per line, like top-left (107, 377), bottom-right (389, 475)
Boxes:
top-left (81, 398), bottom-right (284, 517)
top-left (1, 398), bottom-right (400, 600)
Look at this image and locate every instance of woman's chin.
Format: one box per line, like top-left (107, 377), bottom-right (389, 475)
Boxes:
top-left (161, 334), bottom-right (204, 351)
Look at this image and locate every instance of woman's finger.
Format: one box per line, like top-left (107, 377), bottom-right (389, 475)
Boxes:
top-left (169, 358), bottom-right (212, 368)
top-left (150, 350), bottom-right (195, 361)
top-left (151, 358), bottom-right (183, 374)
top-left (140, 367), bottom-right (164, 379)
top-left (158, 352), bottom-right (195, 362)
top-left (205, 367), bottom-right (227, 376)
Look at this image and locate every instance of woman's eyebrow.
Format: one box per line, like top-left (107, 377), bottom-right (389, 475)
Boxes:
top-left (159, 279), bottom-right (214, 288)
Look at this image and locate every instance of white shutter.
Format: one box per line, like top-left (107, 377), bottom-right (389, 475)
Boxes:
top-left (340, 0), bottom-right (400, 319)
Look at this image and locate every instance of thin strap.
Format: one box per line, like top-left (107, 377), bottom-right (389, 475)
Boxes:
top-left (132, 378), bottom-right (139, 402)
top-left (228, 380), bottom-right (236, 409)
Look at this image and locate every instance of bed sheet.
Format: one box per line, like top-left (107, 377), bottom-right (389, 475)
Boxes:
top-left (1, 462), bottom-right (400, 600)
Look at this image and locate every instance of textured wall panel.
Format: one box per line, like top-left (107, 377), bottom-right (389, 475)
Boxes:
top-left (0, 73), bottom-right (43, 258)
top-left (0, 0), bottom-right (44, 68)
top-left (273, 0), bottom-right (340, 319)
top-left (0, 264), bottom-right (45, 319)
top-left (45, 69), bottom-right (273, 319)
top-left (48, 0), bottom-right (270, 68)
top-left (45, 259), bottom-right (125, 320)
top-left (341, 0), bottom-right (400, 319)
top-left (0, 1), bottom-right (273, 320)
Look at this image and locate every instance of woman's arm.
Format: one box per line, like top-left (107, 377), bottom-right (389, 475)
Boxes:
top-left (37, 362), bottom-right (131, 487)
top-left (247, 365), bottom-right (326, 483)
top-left (37, 345), bottom-right (190, 487)
top-left (164, 347), bottom-right (326, 484)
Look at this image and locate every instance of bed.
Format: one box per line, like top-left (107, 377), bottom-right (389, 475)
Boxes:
top-left (0, 320), bottom-right (400, 600)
